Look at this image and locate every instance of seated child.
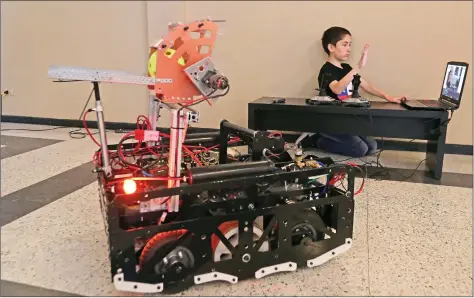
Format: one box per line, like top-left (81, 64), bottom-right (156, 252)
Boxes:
top-left (314, 26), bottom-right (407, 157)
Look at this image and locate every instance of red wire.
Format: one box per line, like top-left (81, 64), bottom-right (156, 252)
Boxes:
top-left (83, 110), bottom-right (101, 147)
top-left (98, 111), bottom-right (245, 183)
top-left (345, 162), bottom-right (364, 195)
top-left (182, 145), bottom-right (203, 166)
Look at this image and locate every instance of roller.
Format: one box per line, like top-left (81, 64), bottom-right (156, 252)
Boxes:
top-left (189, 161), bottom-right (276, 183)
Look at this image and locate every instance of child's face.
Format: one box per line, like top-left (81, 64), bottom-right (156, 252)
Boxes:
top-left (329, 34), bottom-right (352, 61)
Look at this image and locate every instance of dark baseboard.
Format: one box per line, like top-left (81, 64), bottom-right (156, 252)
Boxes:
top-left (1, 115), bottom-right (219, 134)
top-left (1, 115), bottom-right (472, 155)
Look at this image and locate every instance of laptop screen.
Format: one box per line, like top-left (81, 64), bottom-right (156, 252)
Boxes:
top-left (441, 63), bottom-right (467, 102)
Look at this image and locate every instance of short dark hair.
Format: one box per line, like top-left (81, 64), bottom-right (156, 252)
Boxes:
top-left (321, 27), bottom-right (351, 55)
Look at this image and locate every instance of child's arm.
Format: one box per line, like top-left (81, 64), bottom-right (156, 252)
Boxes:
top-left (329, 45), bottom-right (369, 95)
top-left (328, 67), bottom-right (360, 94)
top-left (360, 78), bottom-right (407, 103)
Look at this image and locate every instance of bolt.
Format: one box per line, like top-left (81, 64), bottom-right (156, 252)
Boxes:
top-left (176, 266), bottom-right (183, 274)
top-left (345, 191), bottom-right (352, 198)
top-left (248, 203), bottom-right (254, 209)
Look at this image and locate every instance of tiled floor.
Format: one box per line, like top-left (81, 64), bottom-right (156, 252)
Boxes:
top-left (1, 123), bottom-right (472, 296)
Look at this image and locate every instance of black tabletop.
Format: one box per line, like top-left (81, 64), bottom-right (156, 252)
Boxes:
top-left (249, 97), bottom-right (446, 119)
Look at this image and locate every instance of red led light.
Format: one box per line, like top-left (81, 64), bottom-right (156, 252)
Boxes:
top-left (123, 179), bottom-right (137, 194)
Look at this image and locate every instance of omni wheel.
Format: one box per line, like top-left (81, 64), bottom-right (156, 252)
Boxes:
top-left (211, 221), bottom-right (269, 262)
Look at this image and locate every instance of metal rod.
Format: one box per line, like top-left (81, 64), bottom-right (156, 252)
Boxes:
top-left (219, 121), bottom-right (230, 164)
top-left (148, 95), bottom-right (157, 131)
top-left (167, 109), bottom-right (185, 212)
top-left (221, 120), bottom-right (256, 138)
top-left (93, 82), bottom-right (111, 177)
top-left (147, 95), bottom-right (160, 147)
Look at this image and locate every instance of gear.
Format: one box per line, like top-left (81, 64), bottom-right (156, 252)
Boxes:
top-left (139, 229), bottom-right (194, 275)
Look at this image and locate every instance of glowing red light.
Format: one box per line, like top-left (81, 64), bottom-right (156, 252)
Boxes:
top-left (123, 179), bottom-right (137, 194)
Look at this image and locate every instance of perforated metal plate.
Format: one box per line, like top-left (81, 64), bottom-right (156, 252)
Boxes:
top-left (184, 57), bottom-right (217, 96)
top-left (48, 65), bottom-right (172, 85)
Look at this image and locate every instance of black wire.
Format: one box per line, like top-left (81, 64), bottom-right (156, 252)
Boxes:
top-left (333, 136), bottom-right (428, 182)
top-left (363, 138), bottom-right (431, 181)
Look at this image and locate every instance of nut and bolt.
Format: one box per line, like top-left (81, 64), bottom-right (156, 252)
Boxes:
top-left (242, 253), bottom-right (251, 263)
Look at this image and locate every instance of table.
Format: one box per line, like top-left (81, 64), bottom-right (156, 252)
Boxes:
top-left (248, 97), bottom-right (450, 179)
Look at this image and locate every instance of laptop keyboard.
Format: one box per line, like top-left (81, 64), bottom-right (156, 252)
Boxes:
top-left (406, 100), bottom-right (429, 107)
top-left (418, 100), bottom-right (440, 107)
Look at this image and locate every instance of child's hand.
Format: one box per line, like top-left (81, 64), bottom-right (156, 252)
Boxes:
top-left (357, 44), bottom-right (370, 69)
top-left (386, 95), bottom-right (408, 104)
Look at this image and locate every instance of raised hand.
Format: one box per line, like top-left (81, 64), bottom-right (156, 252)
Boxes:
top-left (357, 44), bottom-right (370, 69)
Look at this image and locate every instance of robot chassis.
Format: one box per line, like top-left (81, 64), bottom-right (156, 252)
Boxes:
top-left (48, 18), bottom-right (357, 294)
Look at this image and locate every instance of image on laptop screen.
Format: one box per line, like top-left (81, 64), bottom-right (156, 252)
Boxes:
top-left (441, 64), bottom-right (467, 101)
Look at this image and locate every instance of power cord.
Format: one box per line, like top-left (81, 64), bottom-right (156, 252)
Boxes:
top-left (353, 138), bottom-right (429, 181)
top-left (67, 88), bottom-right (98, 139)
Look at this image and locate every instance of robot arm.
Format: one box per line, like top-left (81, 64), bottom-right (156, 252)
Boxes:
top-left (148, 18), bottom-right (229, 105)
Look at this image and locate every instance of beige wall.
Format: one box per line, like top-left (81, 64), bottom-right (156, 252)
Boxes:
top-left (1, 1), bottom-right (150, 123)
top-left (2, 1), bottom-right (472, 145)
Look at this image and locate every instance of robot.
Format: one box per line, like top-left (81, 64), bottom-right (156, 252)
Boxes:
top-left (48, 18), bottom-right (358, 294)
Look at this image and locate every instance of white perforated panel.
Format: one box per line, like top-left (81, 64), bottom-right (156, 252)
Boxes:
top-left (48, 65), bottom-right (172, 85)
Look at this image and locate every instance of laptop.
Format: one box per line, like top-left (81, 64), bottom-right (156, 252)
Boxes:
top-left (402, 61), bottom-right (469, 110)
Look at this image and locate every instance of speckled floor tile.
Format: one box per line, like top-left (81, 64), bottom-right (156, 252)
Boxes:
top-left (0, 182), bottom-right (118, 296)
top-left (1, 123), bottom-right (84, 141)
top-left (366, 180), bottom-right (472, 296)
top-left (0, 134), bottom-right (119, 197)
top-left (1, 135), bottom-right (63, 159)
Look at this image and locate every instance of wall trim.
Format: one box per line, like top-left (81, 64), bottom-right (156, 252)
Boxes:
top-left (0, 115), bottom-right (218, 134)
top-left (1, 115), bottom-right (472, 156)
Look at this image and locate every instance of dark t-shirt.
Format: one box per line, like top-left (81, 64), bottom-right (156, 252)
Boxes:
top-left (317, 62), bottom-right (355, 100)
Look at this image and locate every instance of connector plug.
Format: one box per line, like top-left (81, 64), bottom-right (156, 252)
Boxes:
top-left (134, 130), bottom-right (160, 142)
